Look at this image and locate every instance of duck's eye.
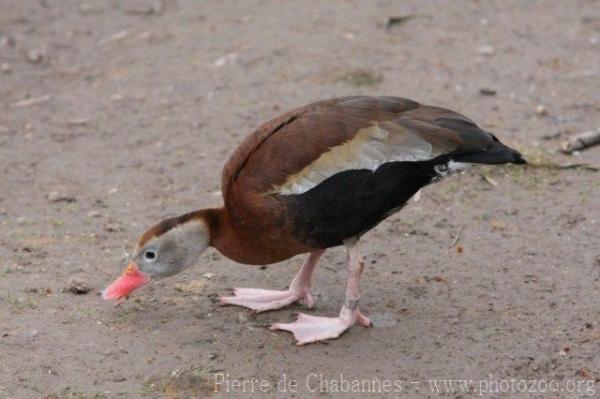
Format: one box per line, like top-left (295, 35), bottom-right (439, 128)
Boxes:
top-left (144, 250), bottom-right (157, 261)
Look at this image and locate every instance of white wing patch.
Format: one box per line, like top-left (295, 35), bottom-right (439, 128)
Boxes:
top-left (267, 123), bottom-right (439, 195)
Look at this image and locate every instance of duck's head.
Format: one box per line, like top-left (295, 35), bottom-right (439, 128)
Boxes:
top-left (102, 211), bottom-right (214, 302)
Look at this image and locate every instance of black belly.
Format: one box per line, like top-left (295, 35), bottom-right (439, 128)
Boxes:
top-left (285, 160), bottom-right (440, 248)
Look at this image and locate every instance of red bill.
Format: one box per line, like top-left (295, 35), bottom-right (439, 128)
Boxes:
top-left (102, 262), bottom-right (151, 303)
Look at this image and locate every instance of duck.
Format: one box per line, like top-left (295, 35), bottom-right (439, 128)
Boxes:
top-left (102, 96), bottom-right (526, 345)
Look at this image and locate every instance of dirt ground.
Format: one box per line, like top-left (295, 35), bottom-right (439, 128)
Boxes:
top-left (1, 0), bottom-right (600, 398)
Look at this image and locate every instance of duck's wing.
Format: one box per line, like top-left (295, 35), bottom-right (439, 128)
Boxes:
top-left (222, 96), bottom-right (506, 198)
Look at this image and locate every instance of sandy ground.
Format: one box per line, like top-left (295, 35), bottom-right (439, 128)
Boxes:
top-left (1, 0), bottom-right (600, 398)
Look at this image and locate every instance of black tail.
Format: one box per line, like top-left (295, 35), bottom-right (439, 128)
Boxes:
top-left (453, 141), bottom-right (527, 165)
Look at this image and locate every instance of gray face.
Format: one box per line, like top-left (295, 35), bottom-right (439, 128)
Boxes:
top-left (134, 243), bottom-right (183, 278)
top-left (133, 221), bottom-right (210, 278)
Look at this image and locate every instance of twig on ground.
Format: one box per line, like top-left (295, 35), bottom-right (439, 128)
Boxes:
top-left (449, 226), bottom-right (464, 248)
top-left (560, 128), bottom-right (600, 154)
top-left (386, 15), bottom-right (416, 29)
top-left (483, 174), bottom-right (499, 186)
top-left (12, 94), bottom-right (51, 107)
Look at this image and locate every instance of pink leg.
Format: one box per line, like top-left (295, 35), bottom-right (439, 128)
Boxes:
top-left (219, 250), bottom-right (324, 313)
top-left (271, 239), bottom-right (372, 345)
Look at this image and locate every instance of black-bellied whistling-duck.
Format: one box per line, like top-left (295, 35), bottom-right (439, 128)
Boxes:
top-left (103, 96), bottom-right (526, 345)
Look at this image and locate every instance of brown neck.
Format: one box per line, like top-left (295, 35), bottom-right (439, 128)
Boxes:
top-left (196, 207), bottom-right (254, 262)
top-left (192, 207), bottom-right (256, 263)
top-left (192, 207), bottom-right (311, 265)
top-left (187, 207), bottom-right (226, 246)
top-left (189, 206), bottom-right (269, 264)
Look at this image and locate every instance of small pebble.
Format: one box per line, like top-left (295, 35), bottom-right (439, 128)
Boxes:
top-left (0, 36), bottom-right (15, 47)
top-left (535, 104), bottom-right (548, 116)
top-left (213, 52), bottom-right (237, 67)
top-left (48, 191), bottom-right (76, 203)
top-left (1, 62), bottom-right (11, 73)
top-left (479, 88), bottom-right (497, 96)
top-left (103, 30), bottom-right (130, 44)
top-left (67, 117), bottom-right (92, 126)
top-left (27, 48), bottom-right (45, 64)
top-left (477, 45), bottom-right (495, 56)
top-left (104, 223), bottom-right (124, 233)
top-left (66, 277), bottom-right (91, 294)
top-left (87, 210), bottom-right (101, 218)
